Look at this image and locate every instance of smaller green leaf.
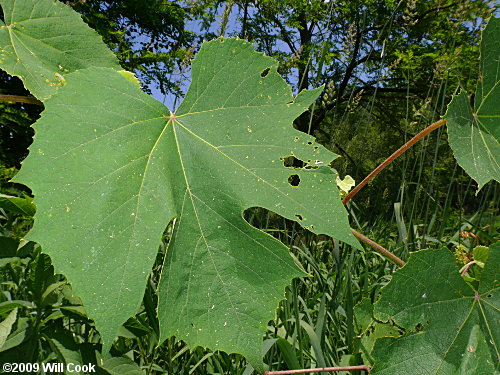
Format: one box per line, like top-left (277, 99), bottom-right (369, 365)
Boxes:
top-left (336, 175), bottom-right (355, 194)
top-left (445, 17), bottom-right (500, 190)
top-left (41, 280), bottom-right (67, 306)
top-left (28, 253), bottom-right (56, 305)
top-left (0, 194), bottom-right (36, 216)
top-left (59, 305), bottom-right (88, 320)
top-left (0, 0), bottom-right (120, 100)
top-left (371, 243), bottom-right (499, 375)
top-left (119, 317), bottom-right (151, 338)
top-left (242, 364), bottom-right (255, 375)
top-left (17, 240), bottom-right (38, 257)
top-left (0, 308), bottom-right (17, 350)
top-left (0, 316), bottom-right (30, 353)
top-left (41, 310), bottom-right (65, 325)
top-left (100, 357), bottom-right (144, 375)
top-left (45, 332), bottom-right (84, 375)
top-left (473, 245), bottom-right (489, 265)
top-left (0, 300), bottom-right (34, 315)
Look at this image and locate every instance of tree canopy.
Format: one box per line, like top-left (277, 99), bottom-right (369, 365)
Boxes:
top-left (1, 0), bottom-right (496, 212)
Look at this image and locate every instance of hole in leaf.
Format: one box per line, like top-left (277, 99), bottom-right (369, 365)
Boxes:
top-left (143, 217), bottom-right (174, 302)
top-left (260, 67), bottom-right (270, 77)
top-left (307, 141), bottom-right (313, 145)
top-left (295, 214), bottom-right (303, 221)
top-left (243, 207), bottom-right (293, 241)
top-left (415, 323), bottom-right (425, 332)
top-left (288, 174), bottom-right (300, 186)
top-left (281, 155), bottom-right (303, 168)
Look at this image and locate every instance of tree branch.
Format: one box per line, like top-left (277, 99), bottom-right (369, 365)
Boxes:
top-left (337, 24), bottom-right (362, 101)
top-left (413, 3), bottom-right (457, 25)
top-left (312, 36), bottom-right (370, 127)
top-left (271, 14), bottom-right (296, 54)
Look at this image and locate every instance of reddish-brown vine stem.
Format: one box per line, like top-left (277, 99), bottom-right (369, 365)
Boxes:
top-left (350, 228), bottom-right (405, 267)
top-left (336, 119), bottom-right (447, 267)
top-left (306, 121), bottom-right (446, 375)
top-left (0, 94), bottom-right (43, 106)
top-left (264, 365), bottom-right (371, 374)
top-left (343, 119), bottom-right (447, 204)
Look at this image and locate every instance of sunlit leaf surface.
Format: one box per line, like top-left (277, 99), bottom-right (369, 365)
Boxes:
top-left (446, 17), bottom-right (500, 190)
top-left (0, 0), bottom-right (119, 100)
top-left (372, 243), bottom-right (499, 374)
top-left (14, 37), bottom-right (358, 368)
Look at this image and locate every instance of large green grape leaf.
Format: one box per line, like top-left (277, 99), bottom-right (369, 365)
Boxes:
top-left (0, 0), bottom-right (119, 100)
top-left (14, 38), bottom-right (359, 368)
top-left (445, 17), bottom-right (500, 190)
top-left (371, 243), bottom-right (499, 374)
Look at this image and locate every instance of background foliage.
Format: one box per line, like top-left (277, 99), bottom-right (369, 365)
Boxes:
top-left (0, 0), bottom-right (498, 374)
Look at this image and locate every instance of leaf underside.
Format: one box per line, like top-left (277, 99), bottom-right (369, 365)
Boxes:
top-left (11, 33), bottom-right (359, 368)
top-left (0, 0), bottom-right (119, 100)
top-left (372, 243), bottom-right (499, 375)
top-left (446, 17), bottom-right (500, 190)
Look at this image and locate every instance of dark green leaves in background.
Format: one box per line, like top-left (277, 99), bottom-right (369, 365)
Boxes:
top-left (370, 243), bottom-right (499, 374)
top-left (0, 193), bottom-right (35, 216)
top-left (446, 17), bottom-right (500, 191)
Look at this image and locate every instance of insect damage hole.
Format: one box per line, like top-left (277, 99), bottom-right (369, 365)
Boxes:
top-left (288, 174), bottom-right (300, 186)
top-left (260, 67), bottom-right (270, 77)
top-left (295, 214), bottom-right (303, 221)
top-left (281, 155), bottom-right (303, 168)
